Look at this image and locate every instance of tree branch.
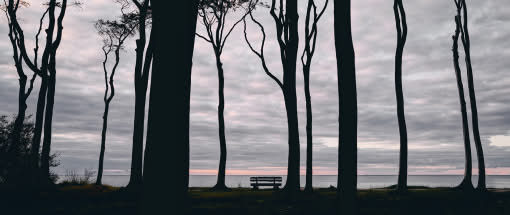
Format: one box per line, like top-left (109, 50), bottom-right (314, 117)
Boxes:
top-left (243, 10), bottom-right (284, 90)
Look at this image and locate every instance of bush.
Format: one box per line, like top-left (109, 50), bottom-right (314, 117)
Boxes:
top-left (0, 115), bottom-right (59, 184)
top-left (60, 169), bottom-right (96, 185)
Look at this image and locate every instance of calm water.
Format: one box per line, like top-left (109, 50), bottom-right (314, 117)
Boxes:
top-left (65, 175), bottom-right (510, 189)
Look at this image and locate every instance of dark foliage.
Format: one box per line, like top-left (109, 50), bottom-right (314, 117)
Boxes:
top-left (0, 115), bottom-right (59, 185)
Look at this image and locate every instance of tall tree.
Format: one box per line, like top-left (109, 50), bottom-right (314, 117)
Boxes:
top-left (127, 0), bottom-right (152, 188)
top-left (244, 0), bottom-right (301, 192)
top-left (301, 0), bottom-right (328, 193)
top-left (94, 11), bottom-right (137, 185)
top-left (4, 0), bottom-right (73, 185)
top-left (452, 2), bottom-right (473, 189)
top-left (142, 0), bottom-right (199, 213)
top-left (334, 0), bottom-right (357, 213)
top-left (393, 0), bottom-right (408, 193)
top-left (455, 0), bottom-right (486, 191)
top-left (39, 0), bottom-right (69, 184)
top-left (1, 1), bottom-right (38, 177)
top-left (195, 0), bottom-right (250, 191)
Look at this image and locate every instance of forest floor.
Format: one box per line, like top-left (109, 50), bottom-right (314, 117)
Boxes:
top-left (1, 184), bottom-right (510, 215)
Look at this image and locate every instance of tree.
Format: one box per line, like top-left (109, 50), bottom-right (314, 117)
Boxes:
top-left (142, 0), bottom-right (199, 213)
top-left (4, 0), bottom-right (74, 185)
top-left (195, 0), bottom-right (250, 191)
top-left (94, 9), bottom-right (137, 185)
top-left (301, 0), bottom-right (328, 193)
top-left (243, 0), bottom-right (301, 193)
top-left (1, 0), bottom-right (38, 175)
top-left (334, 0), bottom-right (357, 213)
top-left (451, 3), bottom-right (473, 189)
top-left (393, 0), bottom-right (408, 193)
top-left (454, 0), bottom-right (486, 191)
top-left (126, 0), bottom-right (153, 188)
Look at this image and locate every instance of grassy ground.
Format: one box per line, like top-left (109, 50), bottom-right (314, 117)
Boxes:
top-left (1, 185), bottom-right (510, 215)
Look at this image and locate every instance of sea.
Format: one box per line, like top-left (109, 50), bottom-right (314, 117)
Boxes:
top-left (61, 175), bottom-right (510, 189)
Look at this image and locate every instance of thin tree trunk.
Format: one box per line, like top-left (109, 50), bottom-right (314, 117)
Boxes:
top-left (128, 2), bottom-right (150, 188)
top-left (334, 0), bottom-right (357, 213)
top-left (129, 85), bottom-right (147, 187)
top-left (394, 0), bottom-right (408, 192)
top-left (40, 71), bottom-right (55, 184)
top-left (8, 77), bottom-right (27, 154)
top-left (459, 0), bottom-right (486, 190)
top-left (304, 64), bottom-right (313, 192)
top-left (213, 54), bottom-right (228, 190)
top-left (142, 0), bottom-right (198, 213)
top-left (30, 76), bottom-right (48, 184)
top-left (452, 14), bottom-right (473, 189)
top-left (96, 43), bottom-right (121, 186)
top-left (96, 102), bottom-right (110, 185)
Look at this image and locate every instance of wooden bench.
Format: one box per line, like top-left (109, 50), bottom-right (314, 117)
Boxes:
top-left (250, 176), bottom-right (282, 190)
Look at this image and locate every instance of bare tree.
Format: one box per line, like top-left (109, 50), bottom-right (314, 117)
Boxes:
top-left (4, 0), bottom-right (75, 185)
top-left (243, 0), bottom-right (301, 193)
top-left (1, 1), bottom-right (38, 175)
top-left (334, 0), bottom-right (357, 213)
top-left (452, 2), bottom-right (473, 189)
top-left (195, 0), bottom-right (250, 191)
top-left (393, 0), bottom-right (408, 193)
top-left (301, 0), bottom-right (328, 193)
top-left (454, 0), bottom-right (486, 191)
top-left (126, 0), bottom-right (152, 188)
top-left (142, 0), bottom-right (199, 213)
top-left (94, 10), bottom-right (137, 185)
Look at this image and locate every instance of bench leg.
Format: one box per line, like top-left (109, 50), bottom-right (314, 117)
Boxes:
top-left (273, 185), bottom-right (278, 190)
top-left (253, 186), bottom-right (258, 190)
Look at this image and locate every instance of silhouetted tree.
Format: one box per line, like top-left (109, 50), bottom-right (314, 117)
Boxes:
top-left (40, 0), bottom-right (72, 185)
top-left (196, 0), bottom-right (250, 191)
top-left (1, 0), bottom-right (37, 169)
top-left (301, 0), bottom-right (328, 193)
top-left (334, 0), bottom-right (357, 213)
top-left (142, 0), bottom-right (199, 214)
top-left (393, 0), bottom-right (408, 193)
top-left (244, 0), bottom-right (301, 193)
top-left (94, 10), bottom-right (137, 185)
top-left (452, 3), bottom-right (473, 189)
top-left (124, 0), bottom-right (152, 188)
top-left (4, 0), bottom-right (75, 185)
top-left (454, 0), bottom-right (486, 191)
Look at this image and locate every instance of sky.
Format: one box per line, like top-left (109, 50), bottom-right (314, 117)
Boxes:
top-left (1, 0), bottom-right (510, 176)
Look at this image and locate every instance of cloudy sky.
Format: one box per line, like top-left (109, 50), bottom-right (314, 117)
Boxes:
top-left (1, 0), bottom-right (510, 177)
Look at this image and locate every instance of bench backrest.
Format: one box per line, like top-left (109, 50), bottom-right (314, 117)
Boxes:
top-left (250, 177), bottom-right (282, 182)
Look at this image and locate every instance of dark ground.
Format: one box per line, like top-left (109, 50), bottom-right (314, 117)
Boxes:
top-left (1, 185), bottom-right (509, 215)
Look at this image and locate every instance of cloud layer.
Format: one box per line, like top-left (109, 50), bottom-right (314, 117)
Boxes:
top-left (1, 0), bottom-right (510, 176)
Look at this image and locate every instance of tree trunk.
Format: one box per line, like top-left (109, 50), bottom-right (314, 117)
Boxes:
top-left (393, 0), bottom-right (408, 192)
top-left (282, 0), bottom-right (301, 193)
top-left (452, 15), bottom-right (473, 189)
top-left (40, 70), bottom-right (56, 184)
top-left (213, 53), bottom-right (228, 190)
top-left (128, 85), bottom-right (147, 187)
top-left (304, 65), bottom-right (313, 193)
top-left (459, 1), bottom-right (486, 190)
top-left (128, 6), bottom-right (151, 188)
top-left (96, 101), bottom-right (110, 185)
top-left (10, 76), bottom-right (27, 148)
top-left (282, 87), bottom-right (301, 192)
top-left (142, 0), bottom-right (198, 214)
top-left (9, 76), bottom-right (28, 154)
top-left (30, 76), bottom-right (48, 184)
top-left (334, 0), bottom-right (357, 214)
